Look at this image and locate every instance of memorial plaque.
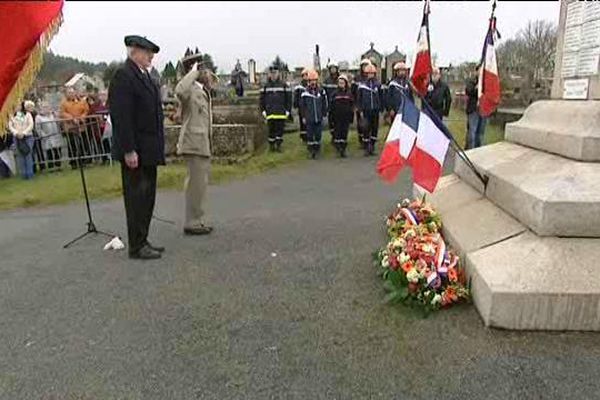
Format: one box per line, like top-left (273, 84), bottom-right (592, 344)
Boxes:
top-left (561, 1), bottom-right (600, 78)
top-left (561, 52), bottom-right (578, 78)
top-left (581, 19), bottom-right (600, 49)
top-left (584, 1), bottom-right (600, 23)
top-left (566, 1), bottom-right (583, 26)
top-left (563, 78), bottom-right (589, 99)
top-left (578, 51), bottom-right (600, 76)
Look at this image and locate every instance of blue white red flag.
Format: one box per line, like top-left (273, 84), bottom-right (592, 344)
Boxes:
top-left (377, 93), bottom-right (450, 193)
top-left (478, 16), bottom-right (501, 117)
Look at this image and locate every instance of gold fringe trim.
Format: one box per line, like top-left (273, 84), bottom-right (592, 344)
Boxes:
top-left (0, 10), bottom-right (63, 138)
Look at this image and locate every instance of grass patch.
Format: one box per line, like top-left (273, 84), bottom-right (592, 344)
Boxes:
top-left (0, 110), bottom-right (503, 211)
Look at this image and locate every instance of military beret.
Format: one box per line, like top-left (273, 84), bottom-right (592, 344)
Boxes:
top-left (124, 35), bottom-right (160, 53)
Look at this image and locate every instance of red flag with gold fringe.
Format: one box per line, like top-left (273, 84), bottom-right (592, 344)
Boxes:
top-left (0, 0), bottom-right (64, 136)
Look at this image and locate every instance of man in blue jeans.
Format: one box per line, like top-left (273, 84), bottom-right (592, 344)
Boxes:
top-left (465, 64), bottom-right (487, 149)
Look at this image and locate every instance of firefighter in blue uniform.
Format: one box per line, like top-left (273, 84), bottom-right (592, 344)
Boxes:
top-left (352, 58), bottom-right (373, 149)
top-left (386, 61), bottom-right (414, 121)
top-left (356, 63), bottom-right (383, 157)
top-left (293, 67), bottom-right (309, 143)
top-left (323, 63), bottom-right (340, 144)
top-left (300, 69), bottom-right (328, 159)
top-left (260, 66), bottom-right (292, 152)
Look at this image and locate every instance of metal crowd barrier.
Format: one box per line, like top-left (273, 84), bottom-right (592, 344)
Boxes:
top-left (33, 114), bottom-right (112, 172)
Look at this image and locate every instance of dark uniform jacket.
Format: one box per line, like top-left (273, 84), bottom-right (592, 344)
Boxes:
top-left (425, 79), bottom-right (452, 119)
top-left (465, 77), bottom-right (479, 114)
top-left (322, 74), bottom-right (339, 105)
top-left (386, 77), bottom-right (414, 112)
top-left (108, 58), bottom-right (165, 166)
top-left (260, 79), bottom-right (292, 119)
top-left (330, 88), bottom-right (354, 124)
top-left (300, 86), bottom-right (328, 124)
top-left (293, 80), bottom-right (307, 110)
top-left (356, 79), bottom-right (383, 113)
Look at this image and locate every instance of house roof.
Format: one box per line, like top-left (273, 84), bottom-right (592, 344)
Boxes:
top-left (64, 73), bottom-right (98, 88)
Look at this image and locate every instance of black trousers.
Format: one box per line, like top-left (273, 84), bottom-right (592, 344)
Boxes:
top-left (363, 111), bottom-right (380, 144)
top-left (333, 119), bottom-right (350, 148)
top-left (121, 163), bottom-right (157, 254)
top-left (267, 119), bottom-right (285, 145)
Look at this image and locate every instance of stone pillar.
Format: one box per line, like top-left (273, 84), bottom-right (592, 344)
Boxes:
top-left (551, 0), bottom-right (600, 99)
top-left (248, 59), bottom-right (257, 84)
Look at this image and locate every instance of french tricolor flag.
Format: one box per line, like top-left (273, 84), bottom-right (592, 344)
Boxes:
top-left (478, 16), bottom-right (501, 117)
top-left (377, 93), bottom-right (450, 193)
top-left (410, 0), bottom-right (432, 98)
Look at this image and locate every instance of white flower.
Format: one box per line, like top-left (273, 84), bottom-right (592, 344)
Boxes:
top-left (431, 294), bottom-right (442, 305)
top-left (406, 268), bottom-right (420, 283)
top-left (392, 238), bottom-right (405, 249)
top-left (422, 244), bottom-right (435, 254)
top-left (381, 256), bottom-right (390, 268)
top-left (399, 252), bottom-right (410, 264)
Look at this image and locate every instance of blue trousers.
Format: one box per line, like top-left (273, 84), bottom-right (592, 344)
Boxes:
top-left (15, 136), bottom-right (34, 180)
top-left (467, 112), bottom-right (487, 149)
top-left (306, 121), bottom-right (323, 150)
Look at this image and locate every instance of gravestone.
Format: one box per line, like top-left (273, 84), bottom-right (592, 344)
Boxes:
top-left (413, 0), bottom-right (600, 331)
top-left (248, 59), bottom-right (257, 85)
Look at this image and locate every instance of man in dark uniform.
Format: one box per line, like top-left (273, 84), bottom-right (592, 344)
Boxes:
top-left (293, 68), bottom-right (309, 143)
top-left (109, 35), bottom-right (165, 260)
top-left (323, 63), bottom-right (340, 144)
top-left (385, 61), bottom-right (414, 121)
top-left (259, 66), bottom-right (292, 152)
top-left (425, 67), bottom-right (452, 122)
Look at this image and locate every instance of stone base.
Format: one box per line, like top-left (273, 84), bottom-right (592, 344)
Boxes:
top-left (415, 175), bottom-right (600, 331)
top-left (453, 141), bottom-right (600, 237)
top-left (505, 100), bottom-right (600, 161)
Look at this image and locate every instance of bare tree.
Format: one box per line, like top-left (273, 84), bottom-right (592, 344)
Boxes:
top-left (518, 20), bottom-right (557, 82)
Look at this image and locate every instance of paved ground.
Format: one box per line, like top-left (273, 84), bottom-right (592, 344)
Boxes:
top-left (1, 155), bottom-right (600, 399)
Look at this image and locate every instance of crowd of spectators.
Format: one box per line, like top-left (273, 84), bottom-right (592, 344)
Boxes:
top-left (0, 88), bottom-right (112, 180)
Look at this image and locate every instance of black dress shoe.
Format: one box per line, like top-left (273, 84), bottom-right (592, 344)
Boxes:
top-left (184, 225), bottom-right (213, 235)
top-left (129, 245), bottom-right (162, 260)
top-left (145, 241), bottom-right (165, 253)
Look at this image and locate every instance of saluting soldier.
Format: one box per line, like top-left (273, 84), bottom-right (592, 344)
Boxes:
top-left (260, 66), bottom-right (292, 152)
top-left (175, 51), bottom-right (215, 236)
top-left (109, 35), bottom-right (165, 260)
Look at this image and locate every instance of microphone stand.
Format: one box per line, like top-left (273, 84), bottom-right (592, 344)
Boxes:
top-left (63, 128), bottom-right (115, 248)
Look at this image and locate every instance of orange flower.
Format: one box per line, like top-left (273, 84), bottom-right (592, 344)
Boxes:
top-left (447, 268), bottom-right (458, 282)
top-left (401, 261), bottom-right (413, 273)
top-left (442, 287), bottom-right (458, 306)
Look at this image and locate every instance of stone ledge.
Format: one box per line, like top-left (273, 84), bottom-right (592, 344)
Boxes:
top-left (467, 232), bottom-right (600, 331)
top-left (416, 176), bottom-right (600, 331)
top-left (454, 141), bottom-right (600, 237)
top-left (505, 100), bottom-right (600, 161)
top-left (414, 175), bottom-right (526, 257)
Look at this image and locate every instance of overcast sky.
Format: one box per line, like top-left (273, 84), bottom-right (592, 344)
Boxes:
top-left (49, 1), bottom-right (560, 73)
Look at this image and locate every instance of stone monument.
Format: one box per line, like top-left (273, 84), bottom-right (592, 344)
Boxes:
top-left (414, 0), bottom-right (600, 331)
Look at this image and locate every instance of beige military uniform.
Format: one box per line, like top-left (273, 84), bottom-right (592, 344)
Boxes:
top-left (175, 68), bottom-right (212, 229)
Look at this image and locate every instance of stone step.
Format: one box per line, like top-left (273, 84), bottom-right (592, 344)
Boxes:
top-left (415, 175), bottom-right (600, 331)
top-left (453, 141), bottom-right (600, 237)
top-left (505, 100), bottom-right (600, 161)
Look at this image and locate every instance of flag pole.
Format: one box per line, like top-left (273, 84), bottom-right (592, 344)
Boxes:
top-left (406, 81), bottom-right (489, 190)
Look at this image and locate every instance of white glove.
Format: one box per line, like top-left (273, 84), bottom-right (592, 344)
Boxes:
top-left (262, 111), bottom-right (267, 119)
top-left (103, 236), bottom-right (125, 251)
top-left (285, 111), bottom-right (290, 117)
